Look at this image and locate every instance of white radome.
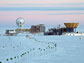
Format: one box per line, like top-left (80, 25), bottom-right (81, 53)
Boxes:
top-left (16, 17), bottom-right (24, 26)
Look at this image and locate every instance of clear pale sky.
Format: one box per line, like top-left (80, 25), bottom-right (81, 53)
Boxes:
top-left (0, 0), bottom-right (84, 26)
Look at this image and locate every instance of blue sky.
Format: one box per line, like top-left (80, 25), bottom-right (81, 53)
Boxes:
top-left (0, 0), bottom-right (84, 26)
top-left (0, 7), bottom-right (84, 11)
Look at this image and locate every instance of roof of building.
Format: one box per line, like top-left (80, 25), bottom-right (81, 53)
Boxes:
top-left (64, 23), bottom-right (79, 28)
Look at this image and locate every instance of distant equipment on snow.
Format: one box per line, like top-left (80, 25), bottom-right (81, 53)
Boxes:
top-left (16, 17), bottom-right (24, 29)
top-left (5, 30), bottom-right (17, 36)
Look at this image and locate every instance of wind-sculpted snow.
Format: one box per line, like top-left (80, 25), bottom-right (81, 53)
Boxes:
top-left (0, 35), bottom-right (57, 63)
top-left (0, 26), bottom-right (84, 63)
top-left (0, 31), bottom-right (84, 63)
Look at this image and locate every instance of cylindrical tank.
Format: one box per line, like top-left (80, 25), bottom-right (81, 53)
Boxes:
top-left (39, 24), bottom-right (45, 32)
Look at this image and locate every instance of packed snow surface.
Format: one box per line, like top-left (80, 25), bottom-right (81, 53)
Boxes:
top-left (0, 27), bottom-right (84, 63)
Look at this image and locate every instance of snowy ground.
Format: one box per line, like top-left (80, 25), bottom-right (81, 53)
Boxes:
top-left (0, 34), bottom-right (57, 63)
top-left (0, 27), bottom-right (84, 63)
top-left (0, 34), bottom-right (84, 63)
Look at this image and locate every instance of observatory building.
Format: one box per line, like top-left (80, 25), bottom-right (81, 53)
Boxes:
top-left (44, 23), bottom-right (79, 35)
top-left (16, 17), bottom-right (24, 29)
top-left (64, 23), bottom-right (79, 32)
top-left (16, 17), bottom-right (25, 33)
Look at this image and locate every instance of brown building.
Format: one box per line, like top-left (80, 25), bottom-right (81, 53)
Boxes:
top-left (30, 25), bottom-right (40, 33)
top-left (30, 24), bottom-right (45, 33)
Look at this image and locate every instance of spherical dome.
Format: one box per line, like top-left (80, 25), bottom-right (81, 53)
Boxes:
top-left (16, 17), bottom-right (24, 26)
